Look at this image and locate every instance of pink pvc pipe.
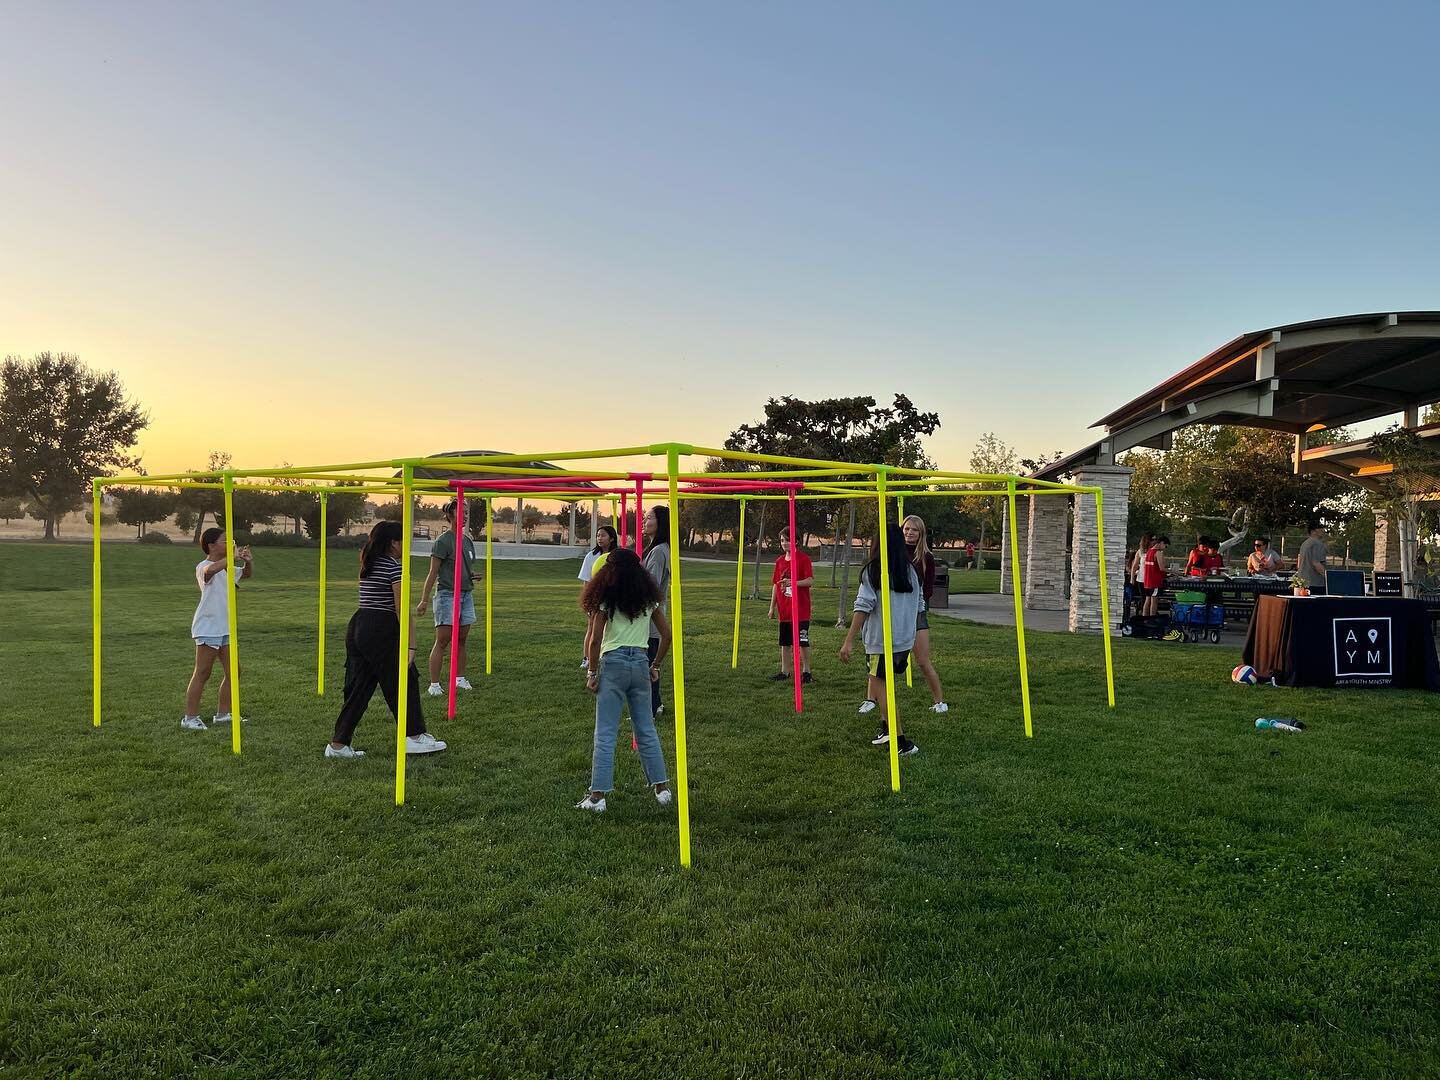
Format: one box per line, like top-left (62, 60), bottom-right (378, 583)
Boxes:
top-left (447, 493), bottom-right (465, 719)
top-left (634, 480), bottom-right (644, 558)
top-left (788, 487), bottom-right (803, 714)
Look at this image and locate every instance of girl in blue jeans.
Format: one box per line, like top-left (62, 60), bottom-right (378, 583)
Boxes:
top-left (576, 547), bottom-right (673, 814)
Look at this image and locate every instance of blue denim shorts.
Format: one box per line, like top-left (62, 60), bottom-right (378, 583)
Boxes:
top-left (195, 635), bottom-right (229, 649)
top-left (433, 590), bottom-right (477, 627)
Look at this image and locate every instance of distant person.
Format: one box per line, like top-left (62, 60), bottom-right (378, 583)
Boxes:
top-left (416, 499), bottom-right (477, 697)
top-left (180, 528), bottom-right (252, 731)
top-left (642, 506), bottom-right (671, 716)
top-left (1296, 522), bottom-right (1329, 594)
top-left (964, 539), bottom-right (976, 570)
top-left (1141, 535), bottom-right (1170, 617)
top-left (1129, 532), bottom-right (1153, 618)
top-left (327, 520), bottom-right (447, 759)
top-left (575, 548), bottom-right (673, 814)
top-left (901, 514), bottom-right (948, 712)
top-left (1247, 537), bottom-right (1283, 575)
top-left (1185, 536), bottom-right (1224, 577)
top-left (839, 525), bottom-right (922, 757)
top-left (767, 526), bottom-right (815, 683)
top-left (579, 525), bottom-right (619, 670)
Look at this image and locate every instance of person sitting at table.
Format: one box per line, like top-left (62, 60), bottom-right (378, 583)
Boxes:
top-left (1247, 536), bottom-right (1283, 575)
top-left (1185, 537), bottom-right (1225, 577)
top-left (1295, 522), bottom-right (1329, 594)
top-left (1142, 535), bottom-right (1170, 616)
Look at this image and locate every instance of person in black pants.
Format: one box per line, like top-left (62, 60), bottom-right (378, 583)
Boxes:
top-left (327, 520), bottom-right (448, 759)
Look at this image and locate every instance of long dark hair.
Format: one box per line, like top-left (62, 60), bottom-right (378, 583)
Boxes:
top-left (647, 505), bottom-right (670, 548)
top-left (591, 525), bottom-right (618, 556)
top-left (863, 525), bottom-right (915, 592)
top-left (580, 547), bottom-right (662, 621)
top-left (360, 520), bottom-right (403, 578)
top-left (199, 526), bottom-right (224, 553)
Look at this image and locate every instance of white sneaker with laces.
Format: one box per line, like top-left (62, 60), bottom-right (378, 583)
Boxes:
top-left (929, 702), bottom-right (949, 714)
top-left (654, 787), bottom-right (674, 806)
top-left (212, 713), bottom-right (248, 725)
top-left (426, 682), bottom-right (443, 697)
top-left (180, 715), bottom-right (207, 731)
top-left (454, 676), bottom-right (473, 691)
top-left (405, 733), bottom-right (447, 754)
top-left (325, 743), bottom-right (365, 759)
top-left (871, 729), bottom-right (890, 746)
top-left (858, 699), bottom-right (877, 715)
top-left (575, 794), bottom-right (607, 813)
top-left (579, 658), bottom-right (589, 669)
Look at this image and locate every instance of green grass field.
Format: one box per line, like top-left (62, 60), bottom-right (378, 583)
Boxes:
top-left (1, 542), bottom-right (1437, 1077)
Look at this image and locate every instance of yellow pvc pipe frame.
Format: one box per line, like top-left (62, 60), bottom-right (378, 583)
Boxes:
top-left (89, 445), bottom-right (1115, 867)
top-left (731, 498), bottom-right (746, 670)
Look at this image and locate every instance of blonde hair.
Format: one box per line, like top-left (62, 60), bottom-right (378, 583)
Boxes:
top-left (901, 514), bottom-right (930, 569)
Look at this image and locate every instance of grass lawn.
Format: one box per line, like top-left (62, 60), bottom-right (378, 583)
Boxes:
top-left (1, 541), bottom-right (1437, 1077)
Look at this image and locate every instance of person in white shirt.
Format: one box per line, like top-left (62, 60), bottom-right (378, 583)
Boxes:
top-left (181, 527), bottom-right (252, 731)
top-left (1246, 536), bottom-right (1284, 575)
top-left (578, 525), bottom-right (618, 670)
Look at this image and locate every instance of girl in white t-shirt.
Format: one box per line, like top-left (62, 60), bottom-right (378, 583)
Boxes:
top-left (181, 527), bottom-right (253, 731)
top-left (578, 525), bottom-right (618, 670)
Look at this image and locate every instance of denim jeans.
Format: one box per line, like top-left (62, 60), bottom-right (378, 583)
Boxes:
top-left (590, 646), bottom-right (668, 793)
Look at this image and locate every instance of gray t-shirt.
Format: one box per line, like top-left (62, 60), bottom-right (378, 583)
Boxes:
top-left (1296, 535), bottom-right (1328, 587)
top-left (431, 529), bottom-right (476, 593)
top-left (643, 543), bottom-right (670, 640)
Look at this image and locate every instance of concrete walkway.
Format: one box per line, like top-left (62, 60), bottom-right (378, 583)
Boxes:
top-left (930, 593), bottom-right (1074, 633)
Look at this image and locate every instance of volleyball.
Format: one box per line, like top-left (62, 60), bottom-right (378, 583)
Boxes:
top-left (1231, 664), bottom-right (1258, 685)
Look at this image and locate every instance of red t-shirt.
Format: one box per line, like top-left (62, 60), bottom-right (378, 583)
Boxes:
top-left (772, 552), bottom-right (813, 621)
top-left (1142, 546), bottom-right (1167, 590)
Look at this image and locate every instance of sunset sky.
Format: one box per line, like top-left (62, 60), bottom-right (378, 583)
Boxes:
top-left (4, 2), bottom-right (1438, 476)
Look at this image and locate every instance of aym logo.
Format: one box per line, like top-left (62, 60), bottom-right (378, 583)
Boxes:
top-left (1332, 617), bottom-right (1393, 678)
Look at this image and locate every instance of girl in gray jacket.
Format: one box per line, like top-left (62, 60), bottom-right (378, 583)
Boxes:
top-left (840, 525), bottom-right (921, 756)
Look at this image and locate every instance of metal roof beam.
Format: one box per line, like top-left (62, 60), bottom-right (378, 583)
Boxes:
top-left (1109, 380), bottom-right (1279, 455)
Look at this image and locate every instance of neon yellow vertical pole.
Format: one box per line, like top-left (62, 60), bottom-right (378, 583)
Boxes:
top-left (731, 497), bottom-right (747, 669)
top-left (666, 447), bottom-right (693, 868)
top-left (1095, 489), bottom-right (1116, 707)
top-left (877, 472), bottom-right (901, 792)
top-left (484, 497), bottom-right (493, 676)
top-left (396, 467), bottom-right (414, 805)
top-left (91, 479), bottom-right (102, 727)
top-left (317, 493), bottom-right (328, 696)
top-left (1007, 480), bottom-right (1033, 738)
top-left (223, 475), bottom-right (242, 754)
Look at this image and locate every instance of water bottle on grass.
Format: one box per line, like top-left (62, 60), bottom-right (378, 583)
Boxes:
top-left (1255, 717), bottom-right (1305, 734)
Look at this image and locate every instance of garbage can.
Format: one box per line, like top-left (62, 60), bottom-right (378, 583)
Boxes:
top-left (930, 561), bottom-right (950, 609)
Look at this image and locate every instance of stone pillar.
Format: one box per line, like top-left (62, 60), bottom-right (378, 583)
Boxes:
top-left (1069, 465), bottom-right (1133, 634)
top-left (515, 498), bottom-right (523, 544)
top-left (1373, 510), bottom-right (1401, 573)
top-left (568, 503), bottom-right (577, 546)
top-left (1025, 493), bottom-right (1069, 610)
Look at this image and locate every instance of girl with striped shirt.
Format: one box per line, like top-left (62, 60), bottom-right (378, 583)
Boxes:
top-left (327, 520), bottom-right (447, 759)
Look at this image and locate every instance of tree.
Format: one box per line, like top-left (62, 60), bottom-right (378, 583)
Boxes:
top-left (0, 495), bottom-right (24, 523)
top-left (1368, 423), bottom-right (1440, 589)
top-left (301, 480), bottom-right (370, 539)
top-left (112, 485), bottom-right (178, 538)
top-left (521, 506), bottom-right (545, 537)
top-left (271, 470), bottom-right (314, 536)
top-left (962, 431), bottom-right (1017, 554)
top-left (493, 506), bottom-right (517, 525)
top-left (0, 353), bottom-right (148, 539)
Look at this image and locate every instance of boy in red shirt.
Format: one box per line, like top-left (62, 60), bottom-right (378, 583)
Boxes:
top-left (767, 527), bottom-right (815, 683)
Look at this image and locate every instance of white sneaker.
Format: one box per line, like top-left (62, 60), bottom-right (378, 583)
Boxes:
top-left (212, 713), bottom-right (248, 725)
top-left (426, 682), bottom-right (443, 697)
top-left (929, 702), bottom-right (949, 714)
top-left (325, 743), bottom-right (365, 759)
top-left (454, 676), bottom-right (473, 691)
top-left (654, 788), bottom-right (673, 806)
top-left (857, 699), bottom-right (877, 715)
top-left (405, 733), bottom-right (447, 754)
top-left (180, 715), bottom-right (207, 731)
top-left (579, 658), bottom-right (589, 670)
top-left (575, 794), bottom-right (607, 813)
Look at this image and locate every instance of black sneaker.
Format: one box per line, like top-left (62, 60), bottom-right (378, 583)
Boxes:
top-left (897, 736), bottom-right (919, 757)
top-left (771, 672), bottom-right (790, 682)
top-left (871, 729), bottom-right (890, 746)
top-left (802, 671), bottom-right (813, 684)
